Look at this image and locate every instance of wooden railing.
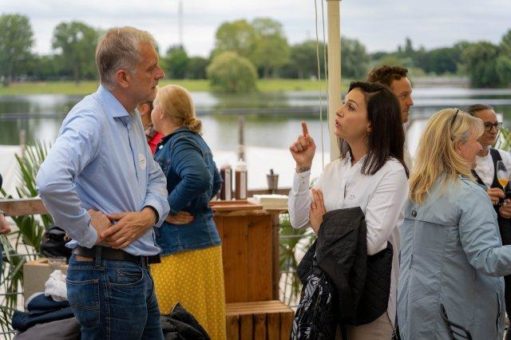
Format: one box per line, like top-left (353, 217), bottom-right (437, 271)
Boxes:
top-left (0, 198), bottom-right (47, 217)
top-left (0, 187), bottom-right (291, 217)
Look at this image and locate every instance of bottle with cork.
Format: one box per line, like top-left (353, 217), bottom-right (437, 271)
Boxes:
top-left (235, 159), bottom-right (248, 200)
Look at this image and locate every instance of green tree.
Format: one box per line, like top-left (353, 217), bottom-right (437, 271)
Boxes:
top-left (162, 45), bottom-right (189, 79)
top-left (283, 36), bottom-right (369, 79)
top-left (404, 37), bottom-right (414, 56)
top-left (341, 37), bottom-right (369, 79)
top-left (496, 55), bottom-right (511, 87)
top-left (462, 41), bottom-right (505, 87)
top-left (284, 40), bottom-right (325, 79)
top-left (251, 18), bottom-right (290, 78)
top-left (0, 14), bottom-right (34, 86)
top-left (186, 56), bottom-right (208, 79)
top-left (25, 55), bottom-right (63, 81)
top-left (207, 51), bottom-right (257, 93)
top-left (212, 20), bottom-right (256, 60)
top-left (371, 52), bottom-right (415, 70)
top-left (52, 21), bottom-right (99, 83)
top-left (501, 29), bottom-right (511, 56)
top-left (415, 47), bottom-right (462, 75)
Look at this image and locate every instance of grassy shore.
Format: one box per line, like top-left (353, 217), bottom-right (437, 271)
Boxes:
top-left (0, 79), bottom-right (350, 96)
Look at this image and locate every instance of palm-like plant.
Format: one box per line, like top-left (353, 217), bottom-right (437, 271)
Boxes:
top-left (0, 142), bottom-right (52, 338)
top-left (279, 214), bottom-right (315, 306)
top-left (497, 127), bottom-right (511, 151)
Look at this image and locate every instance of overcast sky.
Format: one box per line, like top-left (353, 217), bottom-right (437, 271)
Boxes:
top-left (1, 0), bottom-right (510, 57)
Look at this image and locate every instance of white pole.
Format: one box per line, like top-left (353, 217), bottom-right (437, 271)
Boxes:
top-left (178, 0), bottom-right (183, 48)
top-left (327, 0), bottom-right (341, 161)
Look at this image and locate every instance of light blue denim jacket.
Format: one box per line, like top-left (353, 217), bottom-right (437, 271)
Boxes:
top-left (398, 176), bottom-right (511, 339)
top-left (154, 127), bottom-right (222, 255)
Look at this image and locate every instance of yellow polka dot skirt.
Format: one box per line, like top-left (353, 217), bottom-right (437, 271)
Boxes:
top-left (151, 245), bottom-right (226, 340)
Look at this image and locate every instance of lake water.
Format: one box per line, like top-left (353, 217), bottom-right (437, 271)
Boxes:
top-left (1, 87), bottom-right (511, 188)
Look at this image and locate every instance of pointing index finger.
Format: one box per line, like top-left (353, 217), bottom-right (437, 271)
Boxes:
top-left (301, 121), bottom-right (309, 137)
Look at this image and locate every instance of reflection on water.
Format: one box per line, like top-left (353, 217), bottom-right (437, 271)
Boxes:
top-left (1, 88), bottom-right (511, 153)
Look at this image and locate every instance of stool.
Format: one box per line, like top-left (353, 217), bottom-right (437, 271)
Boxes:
top-left (226, 300), bottom-right (294, 340)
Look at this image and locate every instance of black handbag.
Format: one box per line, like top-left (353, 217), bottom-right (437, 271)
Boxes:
top-left (292, 242), bottom-right (338, 340)
top-left (160, 303), bottom-right (210, 340)
top-left (40, 226), bottom-right (72, 260)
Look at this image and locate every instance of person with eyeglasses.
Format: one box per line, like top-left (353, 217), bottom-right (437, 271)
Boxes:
top-left (468, 104), bottom-right (511, 339)
top-left (468, 104), bottom-right (511, 208)
top-left (398, 108), bottom-right (511, 339)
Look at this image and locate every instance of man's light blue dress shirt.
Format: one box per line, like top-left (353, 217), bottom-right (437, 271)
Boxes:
top-left (36, 85), bottom-right (170, 256)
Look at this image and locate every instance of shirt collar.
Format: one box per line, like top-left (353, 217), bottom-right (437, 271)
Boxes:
top-left (159, 133), bottom-right (172, 146)
top-left (97, 85), bottom-right (132, 119)
top-left (343, 152), bottom-right (367, 169)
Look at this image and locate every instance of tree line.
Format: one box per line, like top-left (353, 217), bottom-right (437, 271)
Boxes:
top-left (0, 13), bottom-right (511, 91)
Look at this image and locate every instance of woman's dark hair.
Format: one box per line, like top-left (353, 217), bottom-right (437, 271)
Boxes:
top-left (340, 81), bottom-right (408, 176)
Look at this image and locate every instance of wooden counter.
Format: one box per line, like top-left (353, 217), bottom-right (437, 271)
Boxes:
top-left (212, 200), bottom-right (280, 303)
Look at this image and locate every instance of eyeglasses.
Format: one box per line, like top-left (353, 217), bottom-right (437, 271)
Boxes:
top-left (483, 122), bottom-right (502, 131)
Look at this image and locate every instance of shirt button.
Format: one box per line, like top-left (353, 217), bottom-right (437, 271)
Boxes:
top-left (411, 210), bottom-right (417, 217)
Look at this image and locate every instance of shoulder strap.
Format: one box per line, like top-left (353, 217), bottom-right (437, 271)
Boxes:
top-left (471, 170), bottom-right (485, 186)
top-left (490, 148), bottom-right (503, 163)
top-left (490, 148), bottom-right (504, 189)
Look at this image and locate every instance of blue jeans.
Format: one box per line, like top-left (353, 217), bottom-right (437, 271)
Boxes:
top-left (66, 254), bottom-right (163, 340)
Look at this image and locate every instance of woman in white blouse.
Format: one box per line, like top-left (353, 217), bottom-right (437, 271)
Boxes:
top-left (289, 81), bottom-right (409, 339)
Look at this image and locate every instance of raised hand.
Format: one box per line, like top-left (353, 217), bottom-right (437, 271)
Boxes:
top-left (289, 121), bottom-right (316, 169)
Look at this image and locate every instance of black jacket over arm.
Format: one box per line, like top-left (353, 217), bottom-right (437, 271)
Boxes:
top-left (292, 207), bottom-right (393, 339)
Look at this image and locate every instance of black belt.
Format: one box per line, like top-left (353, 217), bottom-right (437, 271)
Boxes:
top-left (73, 246), bottom-right (160, 266)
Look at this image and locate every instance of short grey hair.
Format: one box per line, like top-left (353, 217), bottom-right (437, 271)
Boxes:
top-left (95, 26), bottom-right (157, 86)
